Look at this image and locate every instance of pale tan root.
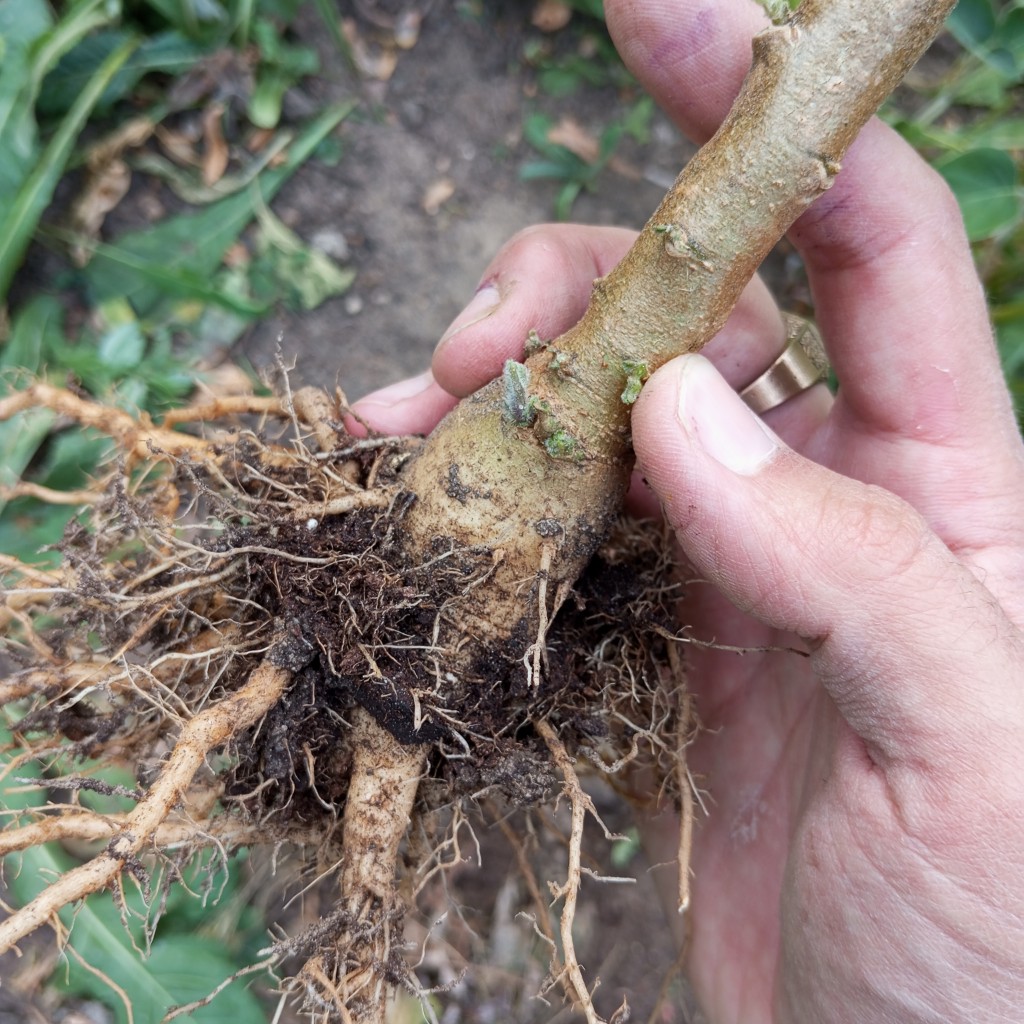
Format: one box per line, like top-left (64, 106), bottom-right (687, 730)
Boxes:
top-left (290, 386), bottom-right (347, 454)
top-left (0, 807), bottom-right (321, 856)
top-left (0, 624), bottom-right (248, 706)
top-left (0, 660), bottom-right (291, 954)
top-left (159, 388), bottom-right (356, 473)
top-left (0, 383), bottom-right (352, 476)
top-left (158, 394), bottom-right (286, 429)
top-left (666, 640), bottom-right (695, 918)
top-left (536, 718), bottom-right (629, 1024)
top-left (0, 481), bottom-right (106, 505)
top-left (0, 555), bottom-right (69, 634)
top-left (295, 707), bottom-right (427, 1024)
top-left (0, 554), bottom-right (62, 588)
top-left (0, 383), bottom-right (215, 462)
top-left (290, 489), bottom-right (394, 522)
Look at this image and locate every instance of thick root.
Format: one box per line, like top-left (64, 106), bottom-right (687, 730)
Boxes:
top-left (0, 660), bottom-right (291, 954)
top-left (1, 378), bottom-right (691, 1021)
top-left (295, 708), bottom-right (427, 1023)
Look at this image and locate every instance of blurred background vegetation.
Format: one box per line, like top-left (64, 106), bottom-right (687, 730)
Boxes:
top-left (0, 1), bottom-right (1021, 1021)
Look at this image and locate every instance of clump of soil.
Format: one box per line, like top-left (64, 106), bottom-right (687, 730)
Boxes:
top-left (0, 377), bottom-right (691, 1022)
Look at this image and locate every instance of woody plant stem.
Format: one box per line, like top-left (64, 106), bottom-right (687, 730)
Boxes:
top-left (400, 0), bottom-right (956, 642)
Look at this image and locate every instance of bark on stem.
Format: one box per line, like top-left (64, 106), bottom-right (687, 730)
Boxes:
top-left (536, 0), bottom-right (957, 450)
top-left (400, 0), bottom-right (954, 664)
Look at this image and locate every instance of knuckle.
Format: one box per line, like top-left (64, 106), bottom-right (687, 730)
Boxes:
top-left (501, 223), bottom-right (566, 261)
top-left (823, 482), bottom-right (932, 583)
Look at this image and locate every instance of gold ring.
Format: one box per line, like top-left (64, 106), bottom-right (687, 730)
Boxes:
top-left (740, 314), bottom-right (829, 414)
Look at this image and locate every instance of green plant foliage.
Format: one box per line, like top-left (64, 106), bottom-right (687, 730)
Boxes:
top-left (250, 197), bottom-right (356, 310)
top-left (945, 0), bottom-right (1024, 101)
top-left (0, 0), bottom-right (132, 295)
top-left (80, 101), bottom-right (355, 316)
top-left (0, 0), bottom-right (58, 196)
top-left (887, 1), bottom-right (1024, 413)
top-left (619, 359), bottom-right (649, 405)
top-left (519, 6), bottom-right (654, 219)
top-left (609, 826), bottom-right (641, 869)
top-left (1, 726), bottom-right (269, 1024)
top-left (136, 0), bottom-right (232, 41)
top-left (502, 358), bottom-right (536, 426)
top-left (523, 19), bottom-right (629, 99)
top-left (521, 111), bottom-right (627, 220)
top-left (248, 15), bottom-right (320, 128)
top-left (309, 0), bottom-right (355, 68)
top-left (937, 147), bottom-right (1022, 240)
top-left (0, 297), bottom-right (64, 529)
top-left (0, 38), bottom-right (137, 298)
top-left (756, 0), bottom-right (800, 24)
top-left (560, 0), bottom-right (605, 18)
top-left (37, 29), bottom-right (208, 118)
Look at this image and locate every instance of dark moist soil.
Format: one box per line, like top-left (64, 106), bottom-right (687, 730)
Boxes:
top-left (238, 6), bottom-right (707, 1021)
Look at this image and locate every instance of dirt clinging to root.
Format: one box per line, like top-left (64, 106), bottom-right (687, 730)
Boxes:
top-left (0, 381), bottom-right (690, 1020)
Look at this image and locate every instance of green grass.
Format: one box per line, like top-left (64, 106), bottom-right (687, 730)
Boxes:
top-left (0, 2), bottom-right (357, 1019)
top-left (889, 0), bottom-right (1024, 408)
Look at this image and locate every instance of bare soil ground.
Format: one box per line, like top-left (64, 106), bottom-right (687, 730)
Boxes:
top-left (240, 1), bottom-right (683, 398)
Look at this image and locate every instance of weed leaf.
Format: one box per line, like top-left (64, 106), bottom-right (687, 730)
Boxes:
top-left (947, 0), bottom-right (997, 52)
top-left (38, 28), bottom-right (208, 118)
top-left (938, 147), bottom-right (1021, 241)
top-left (0, 293), bottom-right (64, 373)
top-left (81, 100), bottom-right (357, 316)
top-left (0, 34), bottom-right (137, 299)
top-left (252, 199), bottom-right (355, 309)
top-left (0, 0), bottom-right (53, 193)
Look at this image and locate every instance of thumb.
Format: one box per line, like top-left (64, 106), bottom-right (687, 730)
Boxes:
top-left (632, 354), bottom-right (1023, 771)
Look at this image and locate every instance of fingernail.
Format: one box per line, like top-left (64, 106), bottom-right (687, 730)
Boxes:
top-left (437, 282), bottom-right (501, 349)
top-left (677, 355), bottom-right (778, 475)
top-left (357, 370), bottom-right (436, 408)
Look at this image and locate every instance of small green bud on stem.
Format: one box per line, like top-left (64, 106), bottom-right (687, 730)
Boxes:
top-left (620, 360), bottom-right (650, 405)
top-left (502, 359), bottom-right (536, 426)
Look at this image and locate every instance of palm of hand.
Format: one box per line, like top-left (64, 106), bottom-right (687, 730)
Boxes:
top-left (674, 388), bottom-right (1024, 1023)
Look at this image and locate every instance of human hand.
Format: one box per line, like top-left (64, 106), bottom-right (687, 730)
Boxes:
top-left (351, 2), bottom-right (1024, 1022)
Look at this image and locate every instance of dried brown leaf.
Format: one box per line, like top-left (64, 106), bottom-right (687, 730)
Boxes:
top-left (154, 124), bottom-right (202, 167)
top-left (546, 116), bottom-right (601, 163)
top-left (531, 0), bottom-right (573, 32)
top-left (343, 18), bottom-right (399, 81)
top-left (547, 116), bottom-right (643, 180)
top-left (421, 177), bottom-right (455, 216)
top-left (84, 116), bottom-right (155, 171)
top-left (394, 10), bottom-right (423, 49)
top-left (201, 101), bottom-right (230, 187)
top-left (68, 117), bottom-right (157, 267)
top-left (247, 126), bottom-right (276, 153)
top-left (70, 160), bottom-right (131, 255)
